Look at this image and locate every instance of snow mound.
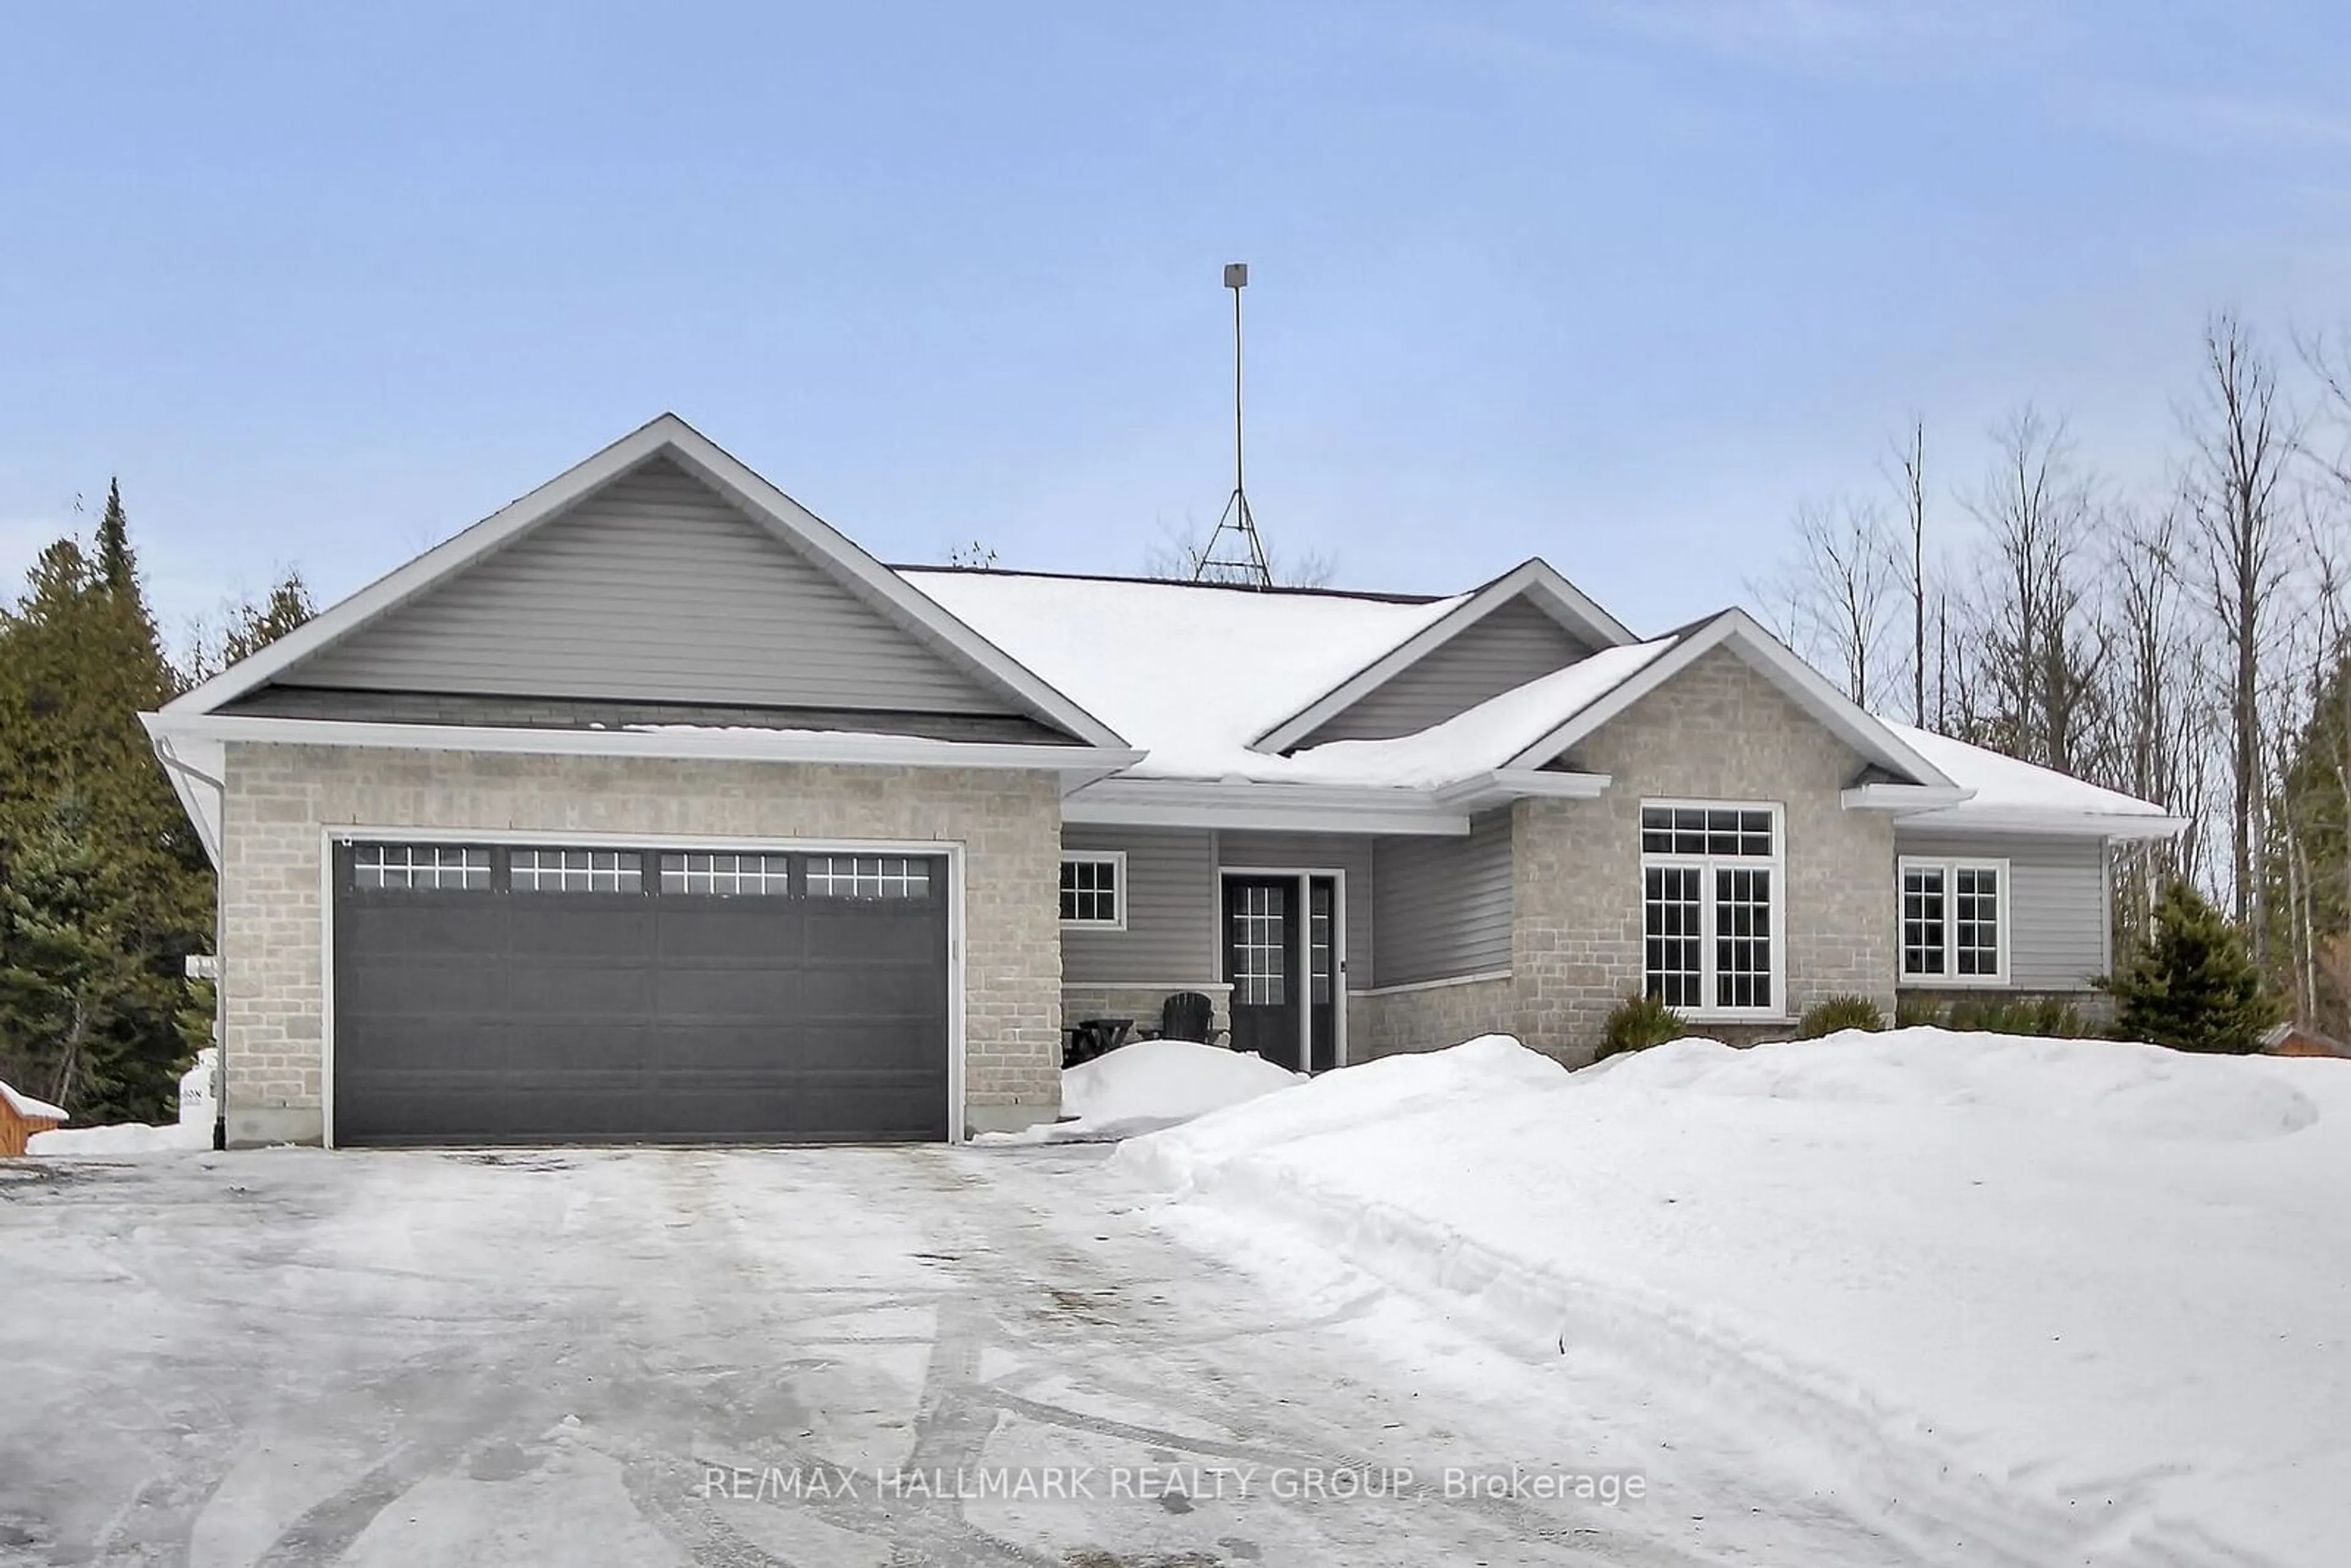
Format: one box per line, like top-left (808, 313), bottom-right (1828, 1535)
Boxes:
top-left (1116, 1034), bottom-right (1565, 1186)
top-left (1, 1080), bottom-right (69, 1124)
top-left (976, 1039), bottom-right (1303, 1145)
top-left (1117, 1026), bottom-right (2351, 1564)
top-left (30, 1121), bottom-right (206, 1157)
top-left (1605, 1029), bottom-right (2321, 1142)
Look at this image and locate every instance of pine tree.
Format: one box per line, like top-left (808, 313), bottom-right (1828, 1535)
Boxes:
top-left (0, 798), bottom-right (176, 1113)
top-left (0, 489), bottom-right (210, 1120)
top-left (2102, 880), bottom-right (2281, 1054)
top-left (94, 478), bottom-right (138, 602)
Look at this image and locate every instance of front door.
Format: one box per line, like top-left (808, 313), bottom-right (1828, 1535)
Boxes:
top-left (1222, 874), bottom-right (1340, 1073)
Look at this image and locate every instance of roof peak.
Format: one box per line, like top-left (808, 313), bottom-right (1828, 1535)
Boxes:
top-left (891, 563), bottom-right (1445, 606)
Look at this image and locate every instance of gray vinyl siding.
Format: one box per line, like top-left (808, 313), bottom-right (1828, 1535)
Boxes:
top-left (1216, 832), bottom-right (1378, 991)
top-left (286, 456), bottom-right (1010, 713)
top-left (1371, 811), bottom-right (1513, 987)
top-left (1302, 598), bottom-right (1593, 744)
top-left (1895, 831), bottom-right (2109, 990)
top-left (1059, 827), bottom-right (1217, 983)
top-left (1055, 827), bottom-right (1383, 990)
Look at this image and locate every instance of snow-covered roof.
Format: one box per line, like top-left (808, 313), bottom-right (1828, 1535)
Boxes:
top-left (1883, 721), bottom-right (2184, 836)
top-left (1, 1081), bottom-right (68, 1123)
top-left (903, 571), bottom-right (2180, 835)
top-left (1278, 640), bottom-right (1678, 787)
top-left (902, 570), bottom-right (1466, 781)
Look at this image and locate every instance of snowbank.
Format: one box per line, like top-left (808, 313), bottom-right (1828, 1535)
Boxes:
top-left (1, 1080), bottom-right (69, 1124)
top-left (977, 1039), bottom-right (1303, 1145)
top-left (30, 1120), bottom-right (206, 1156)
top-left (1118, 1028), bottom-right (2351, 1566)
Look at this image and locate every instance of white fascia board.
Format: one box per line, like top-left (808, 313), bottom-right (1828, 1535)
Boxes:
top-left (1249, 559), bottom-right (1636, 754)
top-left (163, 415), bottom-right (1129, 751)
top-left (149, 711), bottom-right (1142, 779)
top-left (1433, 768), bottom-right (1611, 812)
top-left (1840, 783), bottom-right (1974, 812)
top-left (1504, 610), bottom-right (1960, 791)
top-left (1895, 806), bottom-right (2192, 841)
top-left (1061, 779), bottom-right (1471, 836)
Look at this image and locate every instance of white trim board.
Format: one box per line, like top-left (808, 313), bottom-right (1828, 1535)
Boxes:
top-left (1356, 969), bottom-right (1513, 997)
top-left (313, 827), bottom-right (970, 1149)
top-left (164, 413), bottom-right (1130, 752)
top-left (1251, 560), bottom-right (1637, 754)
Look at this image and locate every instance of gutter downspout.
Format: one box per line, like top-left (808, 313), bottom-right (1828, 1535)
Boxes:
top-left (151, 735), bottom-right (228, 1151)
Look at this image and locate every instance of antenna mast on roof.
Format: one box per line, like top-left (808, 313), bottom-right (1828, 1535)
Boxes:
top-left (1193, 261), bottom-right (1275, 589)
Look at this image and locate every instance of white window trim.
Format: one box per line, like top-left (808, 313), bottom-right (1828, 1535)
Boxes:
top-left (1896, 854), bottom-right (2012, 987)
top-left (1640, 798), bottom-right (1788, 1022)
top-left (1059, 850), bottom-right (1127, 931)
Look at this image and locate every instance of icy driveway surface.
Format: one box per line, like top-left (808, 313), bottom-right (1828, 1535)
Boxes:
top-left (1, 1147), bottom-right (1913, 1567)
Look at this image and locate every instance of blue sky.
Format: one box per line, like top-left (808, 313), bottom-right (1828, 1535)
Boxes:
top-left (3, 1), bottom-right (2347, 647)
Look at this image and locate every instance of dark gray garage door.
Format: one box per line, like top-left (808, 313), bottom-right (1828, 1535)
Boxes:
top-left (331, 843), bottom-right (950, 1146)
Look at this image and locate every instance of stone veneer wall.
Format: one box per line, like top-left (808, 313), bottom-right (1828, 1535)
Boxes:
top-left (218, 743), bottom-right (1065, 1145)
top-left (1354, 976), bottom-right (1516, 1060)
top-left (1510, 646), bottom-right (1897, 1064)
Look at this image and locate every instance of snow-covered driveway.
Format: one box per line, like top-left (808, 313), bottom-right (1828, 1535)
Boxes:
top-left (0, 1144), bottom-right (1918, 1566)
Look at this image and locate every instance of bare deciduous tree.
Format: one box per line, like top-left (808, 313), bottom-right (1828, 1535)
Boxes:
top-left (1752, 495), bottom-right (1899, 707)
top-left (2185, 313), bottom-right (2301, 951)
top-left (1961, 407), bottom-right (2108, 775)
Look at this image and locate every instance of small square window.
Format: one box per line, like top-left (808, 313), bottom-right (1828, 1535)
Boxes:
top-left (1060, 854), bottom-right (1123, 928)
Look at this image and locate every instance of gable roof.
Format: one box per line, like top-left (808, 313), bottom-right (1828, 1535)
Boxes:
top-left (1498, 607), bottom-right (1959, 788)
top-left (1250, 559), bottom-right (1637, 752)
top-left (163, 415), bottom-right (1128, 750)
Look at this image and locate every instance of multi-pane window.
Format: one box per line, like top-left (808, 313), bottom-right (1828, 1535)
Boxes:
top-left (1899, 858), bottom-right (2006, 983)
top-left (661, 852), bottom-right (791, 896)
top-left (1902, 865), bottom-right (1948, 976)
top-left (805, 855), bottom-right (931, 899)
top-left (1059, 854), bottom-right (1123, 927)
top-left (1640, 803), bottom-right (1780, 1016)
top-left (1233, 883), bottom-right (1288, 1005)
top-left (351, 844), bottom-right (490, 891)
top-left (1643, 865), bottom-right (1704, 1008)
top-left (511, 849), bottom-right (642, 893)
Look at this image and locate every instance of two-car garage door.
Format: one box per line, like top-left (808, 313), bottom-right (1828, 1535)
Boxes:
top-left (330, 842), bottom-right (951, 1146)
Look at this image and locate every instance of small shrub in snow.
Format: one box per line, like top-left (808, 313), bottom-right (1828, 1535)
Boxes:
top-left (1798, 995), bottom-right (1885, 1037)
top-left (2101, 880), bottom-right (2280, 1054)
top-left (1894, 994), bottom-right (1944, 1029)
top-left (1944, 995), bottom-right (2087, 1038)
top-left (1599, 992), bottom-right (1686, 1060)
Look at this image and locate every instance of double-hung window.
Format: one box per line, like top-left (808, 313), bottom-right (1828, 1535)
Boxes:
top-left (1640, 803), bottom-right (1783, 1017)
top-left (1059, 852), bottom-right (1125, 929)
top-left (1898, 857), bottom-right (2008, 984)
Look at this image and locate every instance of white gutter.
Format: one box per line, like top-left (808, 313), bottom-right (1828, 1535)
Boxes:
top-left (1062, 778), bottom-right (1472, 836)
top-left (1895, 806), bottom-right (2192, 841)
top-left (1434, 768), bottom-right (1611, 812)
top-left (143, 711), bottom-right (1141, 787)
top-left (1839, 783), bottom-right (1974, 813)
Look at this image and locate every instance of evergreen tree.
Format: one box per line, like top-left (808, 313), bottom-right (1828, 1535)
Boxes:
top-left (0, 798), bottom-right (176, 1113)
top-left (2102, 880), bottom-right (2281, 1054)
top-left (94, 478), bottom-right (138, 602)
top-left (0, 489), bottom-right (209, 1120)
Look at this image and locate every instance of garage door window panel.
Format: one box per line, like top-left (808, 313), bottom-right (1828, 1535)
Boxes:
top-left (350, 844), bottom-right (492, 892)
top-left (806, 855), bottom-right (932, 899)
top-left (511, 849), bottom-right (642, 893)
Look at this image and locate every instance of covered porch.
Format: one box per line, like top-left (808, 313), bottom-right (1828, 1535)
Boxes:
top-left (1058, 813), bottom-right (1513, 1074)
